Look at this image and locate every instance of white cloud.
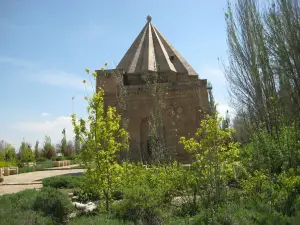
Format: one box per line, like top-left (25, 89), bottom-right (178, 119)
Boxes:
top-left (217, 103), bottom-right (234, 118)
top-left (11, 116), bottom-right (75, 148)
top-left (41, 112), bottom-right (50, 116)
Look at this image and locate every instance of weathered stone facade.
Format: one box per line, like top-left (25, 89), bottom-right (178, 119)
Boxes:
top-left (96, 17), bottom-right (209, 163)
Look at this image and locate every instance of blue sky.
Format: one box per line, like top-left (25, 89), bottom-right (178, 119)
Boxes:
top-left (0, 0), bottom-right (230, 149)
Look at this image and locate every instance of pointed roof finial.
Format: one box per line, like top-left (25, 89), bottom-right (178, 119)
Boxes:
top-left (147, 15), bottom-right (152, 23)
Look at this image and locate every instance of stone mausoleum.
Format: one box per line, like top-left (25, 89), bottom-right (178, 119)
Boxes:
top-left (96, 16), bottom-right (209, 163)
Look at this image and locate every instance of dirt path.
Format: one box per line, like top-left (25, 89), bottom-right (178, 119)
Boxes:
top-left (0, 167), bottom-right (85, 195)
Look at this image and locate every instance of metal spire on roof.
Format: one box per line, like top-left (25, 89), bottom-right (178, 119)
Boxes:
top-left (146, 15), bottom-right (152, 23)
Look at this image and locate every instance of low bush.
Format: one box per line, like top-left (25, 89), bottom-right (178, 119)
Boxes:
top-left (55, 156), bottom-right (65, 161)
top-left (0, 188), bottom-right (74, 224)
top-left (113, 200), bottom-right (164, 225)
top-left (69, 214), bottom-right (134, 225)
top-left (0, 160), bottom-right (15, 167)
top-left (36, 160), bottom-right (53, 171)
top-left (0, 209), bottom-right (54, 225)
top-left (0, 177), bottom-right (4, 183)
top-left (0, 189), bottom-right (53, 225)
top-left (43, 174), bottom-right (84, 189)
top-left (18, 160), bottom-right (53, 173)
top-left (65, 155), bottom-right (76, 161)
top-left (19, 166), bottom-right (36, 173)
top-left (0, 189), bottom-right (40, 211)
top-left (36, 157), bottom-right (48, 162)
top-left (111, 164), bottom-right (180, 224)
top-left (33, 187), bottom-right (74, 222)
top-left (74, 188), bottom-right (101, 203)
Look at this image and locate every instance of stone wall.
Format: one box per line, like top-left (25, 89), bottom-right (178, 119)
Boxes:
top-left (96, 69), bottom-right (209, 163)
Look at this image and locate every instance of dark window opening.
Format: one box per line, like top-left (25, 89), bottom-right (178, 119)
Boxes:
top-left (123, 73), bottom-right (129, 85)
top-left (169, 55), bottom-right (175, 61)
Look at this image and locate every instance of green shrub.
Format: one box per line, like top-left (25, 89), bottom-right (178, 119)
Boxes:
top-left (55, 156), bottom-right (65, 161)
top-left (0, 209), bottom-right (54, 225)
top-left (19, 166), bottom-right (36, 173)
top-left (0, 189), bottom-right (40, 211)
top-left (43, 174), bottom-right (83, 189)
top-left (33, 187), bottom-right (74, 222)
top-left (36, 160), bottom-right (53, 171)
top-left (65, 155), bottom-right (76, 161)
top-left (113, 200), bottom-right (164, 225)
top-left (69, 214), bottom-right (134, 225)
top-left (0, 177), bottom-right (4, 183)
top-left (36, 157), bottom-right (48, 162)
top-left (0, 189), bottom-right (53, 225)
top-left (74, 188), bottom-right (101, 203)
top-left (0, 160), bottom-right (15, 167)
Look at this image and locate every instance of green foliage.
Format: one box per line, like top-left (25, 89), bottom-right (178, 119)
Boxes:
top-left (180, 113), bottom-right (241, 214)
top-left (241, 124), bottom-right (300, 174)
top-left (20, 144), bottom-right (35, 162)
top-left (43, 174), bottom-right (84, 189)
top-left (274, 171), bottom-right (300, 216)
top-left (0, 151), bottom-right (4, 161)
top-left (0, 189), bottom-right (54, 225)
top-left (72, 68), bottom-right (129, 211)
top-left (0, 160), bottom-right (16, 167)
top-left (0, 188), bottom-right (73, 224)
top-left (74, 188), bottom-right (101, 203)
top-left (0, 210), bottom-right (54, 225)
top-left (69, 214), bottom-right (134, 225)
top-left (19, 166), bottom-right (36, 173)
top-left (36, 157), bottom-right (48, 162)
top-left (61, 128), bottom-right (67, 156)
top-left (241, 170), bottom-right (274, 204)
top-left (42, 136), bottom-right (56, 159)
top-left (0, 141), bottom-right (15, 161)
top-left (112, 163), bottom-right (182, 224)
top-left (18, 160), bottom-right (53, 173)
top-left (34, 140), bottom-right (40, 159)
top-left (66, 140), bottom-right (75, 157)
top-left (3, 144), bottom-right (17, 162)
top-left (33, 187), bottom-right (74, 223)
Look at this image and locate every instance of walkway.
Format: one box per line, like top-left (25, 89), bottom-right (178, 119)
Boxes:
top-left (0, 166), bottom-right (85, 195)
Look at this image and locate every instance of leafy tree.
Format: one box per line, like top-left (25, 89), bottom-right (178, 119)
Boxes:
top-left (60, 128), bottom-right (67, 156)
top-left (0, 141), bottom-right (16, 162)
top-left (19, 139), bottom-right (26, 155)
top-left (65, 140), bottom-right (74, 157)
top-left (34, 140), bottom-right (40, 159)
top-left (180, 113), bottom-right (240, 217)
top-left (74, 137), bottom-right (81, 154)
top-left (19, 140), bottom-right (34, 162)
top-left (5, 145), bottom-right (16, 162)
top-left (72, 67), bottom-right (129, 211)
top-left (207, 82), bottom-right (217, 116)
top-left (42, 136), bottom-right (56, 159)
top-left (226, 0), bottom-right (300, 136)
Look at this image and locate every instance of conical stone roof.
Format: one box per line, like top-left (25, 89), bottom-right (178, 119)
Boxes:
top-left (116, 16), bottom-right (198, 76)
